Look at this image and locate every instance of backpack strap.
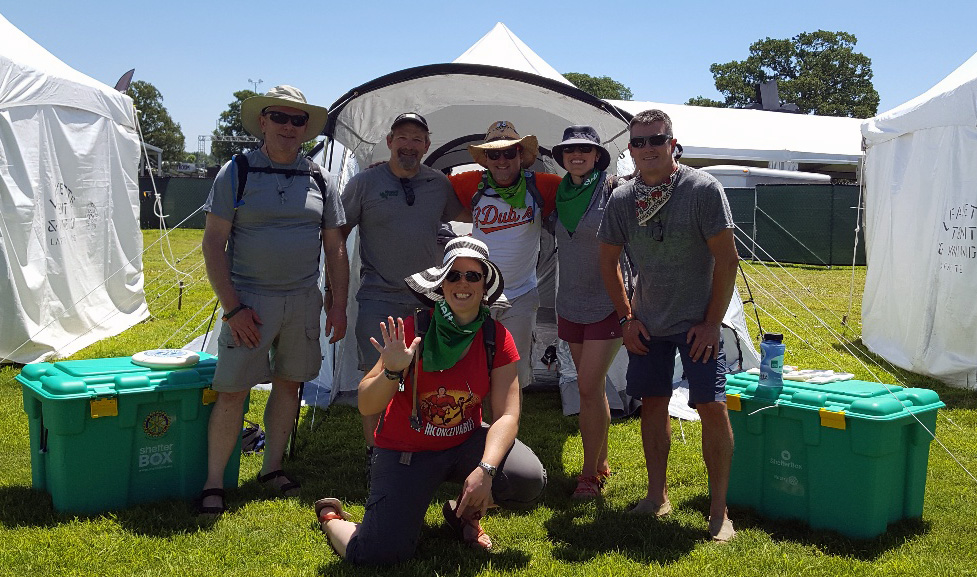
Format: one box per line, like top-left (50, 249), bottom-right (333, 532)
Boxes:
top-left (473, 170), bottom-right (547, 215)
top-left (231, 153), bottom-right (250, 209)
top-left (230, 154), bottom-right (328, 209)
top-left (482, 317), bottom-right (497, 375)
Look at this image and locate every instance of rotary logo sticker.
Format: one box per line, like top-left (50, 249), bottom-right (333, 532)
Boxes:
top-left (143, 411), bottom-right (173, 437)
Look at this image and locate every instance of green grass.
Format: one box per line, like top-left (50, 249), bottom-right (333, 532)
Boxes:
top-left (1, 230), bottom-right (975, 576)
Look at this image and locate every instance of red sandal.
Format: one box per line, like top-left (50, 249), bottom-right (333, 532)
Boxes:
top-left (442, 500), bottom-right (492, 550)
top-left (314, 497), bottom-right (351, 525)
top-left (571, 475), bottom-right (602, 500)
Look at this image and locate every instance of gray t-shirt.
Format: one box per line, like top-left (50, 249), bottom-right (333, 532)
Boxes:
top-left (204, 149), bottom-right (346, 295)
top-left (342, 163), bottom-right (463, 305)
top-left (556, 173), bottom-right (617, 324)
top-left (598, 165), bottom-right (733, 336)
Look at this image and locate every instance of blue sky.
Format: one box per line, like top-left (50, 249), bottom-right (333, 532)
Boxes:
top-left (3, 1), bottom-right (975, 155)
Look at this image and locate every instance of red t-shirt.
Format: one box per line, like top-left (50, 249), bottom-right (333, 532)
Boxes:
top-left (373, 314), bottom-right (519, 452)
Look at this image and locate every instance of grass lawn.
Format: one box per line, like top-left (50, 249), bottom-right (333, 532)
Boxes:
top-left (1, 229), bottom-right (975, 576)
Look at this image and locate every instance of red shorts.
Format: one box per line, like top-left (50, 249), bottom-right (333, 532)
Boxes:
top-left (557, 311), bottom-right (623, 343)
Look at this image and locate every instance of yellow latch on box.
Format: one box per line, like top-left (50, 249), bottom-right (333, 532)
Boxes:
top-left (819, 408), bottom-right (846, 429)
top-left (90, 398), bottom-right (118, 418)
top-left (727, 393), bottom-right (741, 412)
top-left (201, 388), bottom-right (218, 405)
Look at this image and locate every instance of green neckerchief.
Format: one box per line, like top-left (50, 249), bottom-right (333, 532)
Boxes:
top-left (422, 300), bottom-right (491, 372)
top-left (485, 170), bottom-right (527, 209)
top-left (556, 170), bottom-right (600, 234)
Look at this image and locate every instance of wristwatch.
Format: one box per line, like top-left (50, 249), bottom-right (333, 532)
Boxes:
top-left (478, 461), bottom-right (497, 477)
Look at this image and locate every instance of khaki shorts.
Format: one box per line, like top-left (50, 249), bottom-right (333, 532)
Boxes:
top-left (213, 285), bottom-right (323, 392)
top-left (490, 287), bottom-right (539, 388)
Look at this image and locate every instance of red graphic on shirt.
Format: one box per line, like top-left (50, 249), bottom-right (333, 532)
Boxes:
top-left (474, 204), bottom-right (535, 234)
top-left (420, 386), bottom-right (478, 428)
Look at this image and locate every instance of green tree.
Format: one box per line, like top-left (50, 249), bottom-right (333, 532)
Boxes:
top-left (211, 89), bottom-right (260, 163)
top-left (697, 30), bottom-right (879, 118)
top-left (564, 72), bottom-right (633, 100)
top-left (685, 96), bottom-right (727, 108)
top-left (127, 80), bottom-right (185, 163)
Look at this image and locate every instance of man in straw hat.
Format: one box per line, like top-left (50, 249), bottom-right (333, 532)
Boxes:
top-left (598, 109), bottom-right (738, 541)
top-left (449, 121), bottom-right (562, 390)
top-left (340, 112), bottom-right (466, 475)
top-left (198, 85), bottom-right (349, 515)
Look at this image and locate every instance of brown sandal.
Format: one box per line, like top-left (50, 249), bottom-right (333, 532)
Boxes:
top-left (442, 500), bottom-right (492, 550)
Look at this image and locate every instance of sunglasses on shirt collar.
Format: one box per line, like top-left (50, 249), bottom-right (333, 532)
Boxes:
top-left (485, 148), bottom-right (519, 161)
top-left (262, 109), bottom-right (310, 127)
top-left (629, 134), bottom-right (672, 148)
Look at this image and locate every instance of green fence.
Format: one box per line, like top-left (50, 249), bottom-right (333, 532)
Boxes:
top-left (139, 177), bottom-right (212, 230)
top-left (726, 184), bottom-right (865, 267)
top-left (140, 178), bottom-right (865, 266)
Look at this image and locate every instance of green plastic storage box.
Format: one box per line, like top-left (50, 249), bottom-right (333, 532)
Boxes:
top-left (724, 372), bottom-right (943, 539)
top-left (18, 353), bottom-right (245, 514)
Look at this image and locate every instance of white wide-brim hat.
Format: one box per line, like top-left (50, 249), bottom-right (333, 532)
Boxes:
top-left (241, 85), bottom-right (328, 143)
top-left (405, 237), bottom-right (505, 308)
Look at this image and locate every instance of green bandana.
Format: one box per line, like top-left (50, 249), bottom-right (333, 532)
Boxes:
top-left (556, 170), bottom-right (600, 234)
top-left (422, 300), bottom-right (490, 372)
top-left (485, 170), bottom-right (527, 209)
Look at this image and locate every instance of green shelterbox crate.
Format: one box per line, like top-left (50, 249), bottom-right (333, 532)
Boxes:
top-left (724, 372), bottom-right (943, 539)
top-left (18, 353), bottom-right (245, 514)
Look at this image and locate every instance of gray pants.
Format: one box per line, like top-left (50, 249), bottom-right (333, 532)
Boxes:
top-left (345, 425), bottom-right (547, 565)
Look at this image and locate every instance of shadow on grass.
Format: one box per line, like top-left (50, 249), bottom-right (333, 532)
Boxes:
top-left (544, 502), bottom-right (700, 564)
top-left (726, 498), bottom-right (930, 560)
top-left (831, 339), bottom-right (976, 409)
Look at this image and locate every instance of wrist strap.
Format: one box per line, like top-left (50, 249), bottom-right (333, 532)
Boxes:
top-left (619, 314), bottom-right (633, 326)
top-left (222, 304), bottom-right (250, 321)
top-left (383, 367), bottom-right (404, 382)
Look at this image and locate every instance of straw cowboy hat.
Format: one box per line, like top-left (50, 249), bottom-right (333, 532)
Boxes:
top-left (405, 237), bottom-right (505, 308)
top-left (552, 125), bottom-right (611, 172)
top-left (241, 85), bottom-right (328, 143)
top-left (468, 121), bottom-right (539, 170)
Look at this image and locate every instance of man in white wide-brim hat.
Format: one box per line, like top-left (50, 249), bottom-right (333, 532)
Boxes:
top-left (198, 85), bottom-right (349, 516)
top-left (448, 121), bottom-right (562, 391)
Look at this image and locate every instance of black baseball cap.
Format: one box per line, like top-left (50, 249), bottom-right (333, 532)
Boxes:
top-left (391, 112), bottom-right (429, 132)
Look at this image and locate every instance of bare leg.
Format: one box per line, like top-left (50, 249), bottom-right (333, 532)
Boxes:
top-left (697, 400), bottom-right (734, 536)
top-left (259, 377), bottom-right (301, 490)
top-left (202, 389), bottom-right (249, 508)
top-left (570, 339), bottom-right (621, 476)
top-left (639, 396), bottom-right (671, 505)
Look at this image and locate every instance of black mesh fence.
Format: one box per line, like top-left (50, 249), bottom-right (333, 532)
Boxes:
top-left (726, 184), bottom-right (865, 267)
top-left (138, 177), bottom-right (212, 229)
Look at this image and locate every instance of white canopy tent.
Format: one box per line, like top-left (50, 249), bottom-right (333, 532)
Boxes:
top-left (0, 13), bottom-right (147, 363)
top-left (860, 51), bottom-right (977, 390)
top-left (304, 23), bottom-right (759, 411)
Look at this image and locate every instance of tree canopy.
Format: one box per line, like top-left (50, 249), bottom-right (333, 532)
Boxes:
top-left (127, 80), bottom-right (185, 162)
top-left (687, 30), bottom-right (880, 118)
top-left (211, 89), bottom-right (260, 163)
top-left (564, 72), bottom-right (633, 100)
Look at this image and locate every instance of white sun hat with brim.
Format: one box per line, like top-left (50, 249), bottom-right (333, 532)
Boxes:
top-left (241, 85), bottom-right (328, 143)
top-left (405, 237), bottom-right (505, 308)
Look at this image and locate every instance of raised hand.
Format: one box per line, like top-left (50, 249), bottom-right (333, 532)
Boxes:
top-left (369, 316), bottom-right (420, 373)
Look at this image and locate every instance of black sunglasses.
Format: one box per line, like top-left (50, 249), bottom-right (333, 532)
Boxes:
top-left (651, 215), bottom-right (664, 242)
top-left (399, 178), bottom-right (415, 207)
top-left (562, 144), bottom-right (594, 155)
top-left (485, 148), bottom-right (519, 161)
top-left (630, 134), bottom-right (672, 148)
top-left (445, 269), bottom-right (484, 283)
top-left (263, 110), bottom-right (309, 127)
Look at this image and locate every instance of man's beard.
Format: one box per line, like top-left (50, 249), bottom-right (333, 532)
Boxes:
top-left (396, 150), bottom-right (420, 171)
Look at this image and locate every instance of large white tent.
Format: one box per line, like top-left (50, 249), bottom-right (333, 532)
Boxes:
top-left (860, 51), bottom-right (977, 390)
top-left (0, 14), bottom-right (148, 363)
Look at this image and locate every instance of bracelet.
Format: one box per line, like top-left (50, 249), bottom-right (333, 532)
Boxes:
top-left (618, 314), bottom-right (634, 326)
top-left (221, 304), bottom-right (250, 321)
top-left (382, 367), bottom-right (404, 381)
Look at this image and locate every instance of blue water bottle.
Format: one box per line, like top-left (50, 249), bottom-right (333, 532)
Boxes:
top-left (757, 333), bottom-right (785, 399)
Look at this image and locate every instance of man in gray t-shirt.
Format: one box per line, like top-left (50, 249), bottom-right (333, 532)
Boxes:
top-left (598, 109), bottom-right (739, 542)
top-left (341, 112), bottom-right (466, 456)
top-left (199, 86), bottom-right (349, 515)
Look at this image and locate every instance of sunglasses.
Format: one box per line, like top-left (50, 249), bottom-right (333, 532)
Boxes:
top-left (562, 145), bottom-right (594, 155)
top-left (399, 178), bottom-right (415, 207)
top-left (485, 148), bottom-right (519, 161)
top-left (445, 269), bottom-right (484, 283)
top-left (263, 110), bottom-right (309, 127)
top-left (651, 215), bottom-right (664, 242)
top-left (630, 134), bottom-right (672, 148)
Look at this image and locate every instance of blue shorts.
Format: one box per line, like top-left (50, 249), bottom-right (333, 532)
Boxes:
top-left (625, 332), bottom-right (728, 407)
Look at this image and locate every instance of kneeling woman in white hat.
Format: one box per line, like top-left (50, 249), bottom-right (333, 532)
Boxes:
top-left (314, 237), bottom-right (547, 565)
